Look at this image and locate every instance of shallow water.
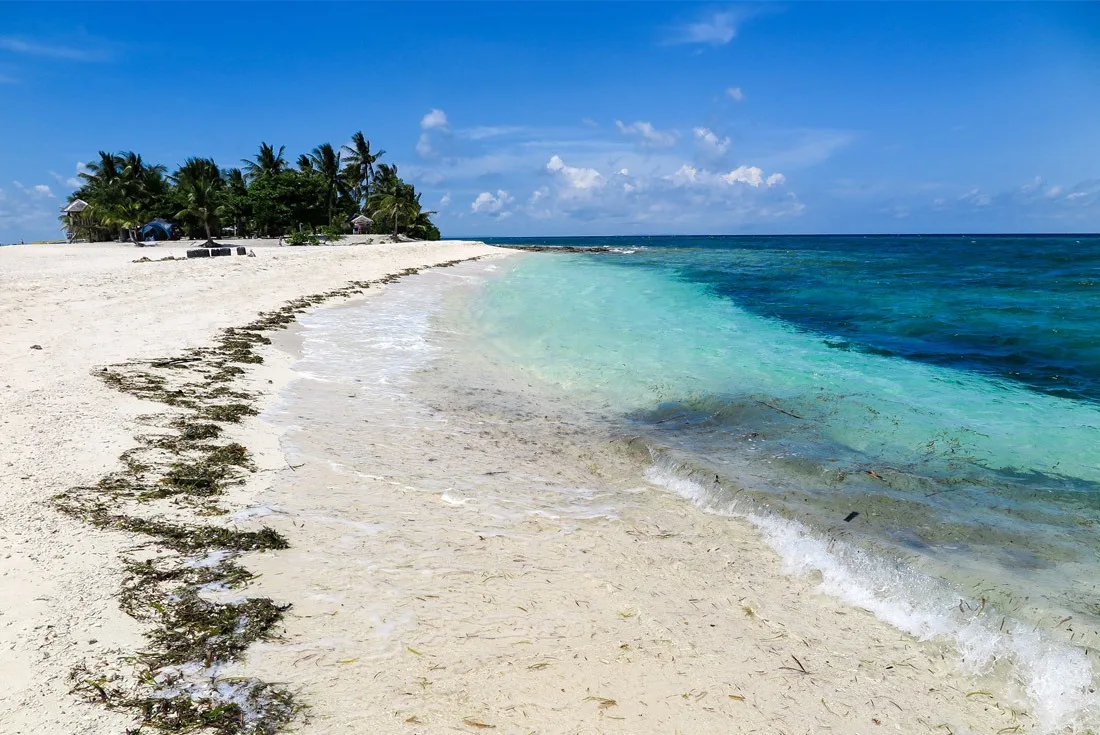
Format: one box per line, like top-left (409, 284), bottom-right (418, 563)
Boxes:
top-left (275, 239), bottom-right (1100, 731)
top-left (456, 237), bottom-right (1100, 728)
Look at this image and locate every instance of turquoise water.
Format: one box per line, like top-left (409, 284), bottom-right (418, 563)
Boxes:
top-left (455, 236), bottom-right (1100, 728)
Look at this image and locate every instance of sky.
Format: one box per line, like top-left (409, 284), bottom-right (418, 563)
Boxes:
top-left (1, 1), bottom-right (1098, 241)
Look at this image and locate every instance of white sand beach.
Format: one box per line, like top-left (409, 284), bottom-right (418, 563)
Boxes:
top-left (0, 239), bottom-right (1037, 734)
top-left (0, 237), bottom-right (498, 733)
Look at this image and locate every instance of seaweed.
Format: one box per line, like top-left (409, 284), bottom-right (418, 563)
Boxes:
top-left (202, 404), bottom-right (258, 423)
top-left (54, 255), bottom-right (486, 734)
top-left (147, 590), bottom-right (287, 668)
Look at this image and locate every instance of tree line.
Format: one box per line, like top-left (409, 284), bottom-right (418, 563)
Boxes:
top-left (62, 132), bottom-right (440, 242)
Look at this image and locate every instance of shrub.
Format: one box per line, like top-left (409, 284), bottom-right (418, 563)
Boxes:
top-left (285, 230), bottom-right (320, 246)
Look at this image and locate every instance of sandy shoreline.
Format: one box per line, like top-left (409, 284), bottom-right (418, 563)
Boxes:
top-left (0, 239), bottom-right (1045, 734)
top-left (236, 262), bottom-right (1032, 734)
top-left (0, 237), bottom-right (501, 733)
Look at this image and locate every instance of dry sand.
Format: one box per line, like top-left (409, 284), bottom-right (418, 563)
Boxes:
top-left (0, 237), bottom-right (499, 734)
top-left (0, 238), bottom-right (1036, 734)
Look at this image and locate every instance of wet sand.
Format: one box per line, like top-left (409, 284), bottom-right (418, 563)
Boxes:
top-left (229, 262), bottom-right (1033, 734)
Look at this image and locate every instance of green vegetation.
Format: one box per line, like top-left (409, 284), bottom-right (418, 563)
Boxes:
top-left (285, 230), bottom-right (320, 247)
top-left (63, 132), bottom-right (440, 242)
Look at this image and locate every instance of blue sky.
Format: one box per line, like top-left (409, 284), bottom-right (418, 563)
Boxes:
top-left (1, 2), bottom-right (1098, 240)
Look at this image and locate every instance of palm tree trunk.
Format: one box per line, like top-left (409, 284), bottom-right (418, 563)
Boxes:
top-left (204, 219), bottom-right (212, 243)
top-left (393, 209), bottom-right (399, 237)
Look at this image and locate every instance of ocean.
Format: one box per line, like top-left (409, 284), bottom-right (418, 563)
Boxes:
top-left (288, 234), bottom-right (1100, 730)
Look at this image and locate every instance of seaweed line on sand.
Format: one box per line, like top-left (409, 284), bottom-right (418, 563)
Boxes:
top-left (53, 258), bottom-right (481, 734)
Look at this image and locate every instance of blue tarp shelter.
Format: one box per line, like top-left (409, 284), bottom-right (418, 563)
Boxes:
top-left (141, 220), bottom-right (179, 241)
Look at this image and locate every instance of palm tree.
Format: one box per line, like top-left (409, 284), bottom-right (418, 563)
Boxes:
top-left (74, 151), bottom-right (125, 240)
top-left (308, 143), bottom-right (345, 225)
top-left (112, 152), bottom-right (169, 240)
top-left (75, 151), bottom-right (170, 241)
top-left (409, 207), bottom-right (440, 240)
top-left (296, 154), bottom-right (313, 172)
top-left (341, 131), bottom-right (384, 212)
top-left (172, 157), bottom-right (224, 242)
top-left (369, 176), bottom-right (420, 238)
top-left (222, 167), bottom-right (251, 237)
top-left (80, 151), bottom-right (123, 185)
top-left (241, 142), bottom-right (286, 181)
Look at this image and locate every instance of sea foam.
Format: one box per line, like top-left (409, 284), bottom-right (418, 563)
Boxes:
top-left (645, 459), bottom-right (1100, 733)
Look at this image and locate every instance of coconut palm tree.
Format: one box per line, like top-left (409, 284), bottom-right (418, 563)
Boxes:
top-left (80, 151), bottom-right (123, 185)
top-left (341, 131), bottom-right (384, 212)
top-left (241, 142), bottom-right (287, 181)
top-left (296, 154), bottom-right (313, 172)
top-left (172, 157), bottom-right (224, 242)
top-left (409, 207), bottom-right (440, 240)
top-left (221, 167), bottom-right (251, 237)
top-left (110, 152), bottom-right (170, 240)
top-left (308, 143), bottom-right (346, 225)
top-left (369, 175), bottom-right (421, 238)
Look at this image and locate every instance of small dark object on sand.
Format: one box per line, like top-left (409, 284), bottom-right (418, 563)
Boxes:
top-left (186, 249), bottom-right (210, 259)
top-left (30, 344), bottom-right (42, 350)
top-left (236, 246), bottom-right (247, 255)
top-left (844, 511), bottom-right (860, 522)
top-left (211, 247), bottom-right (232, 257)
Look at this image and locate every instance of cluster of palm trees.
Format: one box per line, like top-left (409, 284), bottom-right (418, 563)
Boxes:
top-left (63, 132), bottom-right (439, 242)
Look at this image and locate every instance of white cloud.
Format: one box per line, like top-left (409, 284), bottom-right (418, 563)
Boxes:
top-left (457, 125), bottom-right (528, 141)
top-left (667, 164), bottom-right (701, 186)
top-left (415, 133), bottom-right (433, 158)
top-left (416, 109), bottom-right (453, 159)
top-left (546, 155), bottom-right (604, 190)
top-left (666, 11), bottom-right (739, 46)
top-left (10, 180), bottom-right (54, 198)
top-left (471, 190), bottom-right (513, 216)
top-left (959, 188), bottom-right (992, 207)
top-left (400, 119), bottom-right (816, 232)
top-left (721, 167), bottom-right (765, 187)
top-left (693, 127), bottom-right (731, 157)
top-left (727, 87), bottom-right (744, 102)
top-left (725, 167), bottom-right (765, 187)
top-left (420, 108), bottom-right (449, 130)
top-left (667, 163), bottom-right (785, 189)
top-left (1045, 185), bottom-right (1064, 199)
top-left (440, 192), bottom-right (451, 207)
top-left (0, 36), bottom-right (108, 61)
top-left (1067, 192), bottom-right (1087, 201)
top-left (615, 120), bottom-right (678, 148)
top-left (49, 162), bottom-right (88, 188)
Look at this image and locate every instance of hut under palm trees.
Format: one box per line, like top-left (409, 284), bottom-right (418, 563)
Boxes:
top-left (351, 214), bottom-right (372, 234)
